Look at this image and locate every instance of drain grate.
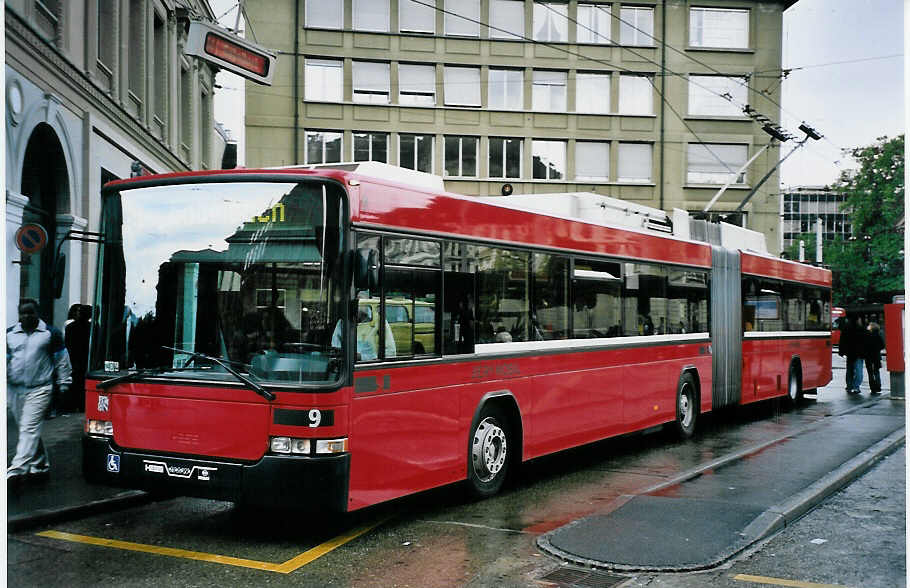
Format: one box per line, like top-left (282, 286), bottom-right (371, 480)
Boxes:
top-left (538, 567), bottom-right (629, 588)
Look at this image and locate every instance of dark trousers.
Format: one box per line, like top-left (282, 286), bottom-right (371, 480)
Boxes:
top-left (845, 355), bottom-right (862, 391)
top-left (865, 359), bottom-right (882, 392)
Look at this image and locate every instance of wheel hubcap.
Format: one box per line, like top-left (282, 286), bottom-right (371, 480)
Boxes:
top-left (790, 372), bottom-right (798, 400)
top-left (472, 417), bottom-right (507, 483)
top-left (679, 386), bottom-right (693, 428)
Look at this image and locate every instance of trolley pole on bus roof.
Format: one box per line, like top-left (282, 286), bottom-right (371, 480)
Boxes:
top-left (734, 123), bottom-right (823, 215)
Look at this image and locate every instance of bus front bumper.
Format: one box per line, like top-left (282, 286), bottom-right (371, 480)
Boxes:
top-left (82, 435), bottom-right (350, 511)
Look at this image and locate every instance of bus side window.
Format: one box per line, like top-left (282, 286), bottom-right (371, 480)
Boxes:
top-left (572, 259), bottom-right (621, 339)
top-left (622, 263), bottom-right (667, 336)
top-left (383, 236), bottom-right (441, 358)
top-left (474, 246), bottom-right (529, 343)
top-left (443, 241), bottom-right (478, 355)
top-left (533, 253), bottom-right (569, 340)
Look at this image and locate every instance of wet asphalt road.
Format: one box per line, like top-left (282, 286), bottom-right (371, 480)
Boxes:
top-left (7, 356), bottom-right (905, 587)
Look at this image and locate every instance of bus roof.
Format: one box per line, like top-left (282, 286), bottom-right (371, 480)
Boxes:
top-left (104, 163), bottom-right (829, 283)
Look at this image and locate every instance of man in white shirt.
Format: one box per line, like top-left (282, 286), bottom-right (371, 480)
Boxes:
top-left (7, 298), bottom-right (72, 483)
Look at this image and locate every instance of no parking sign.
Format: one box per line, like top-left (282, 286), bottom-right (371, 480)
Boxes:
top-left (15, 223), bottom-right (48, 254)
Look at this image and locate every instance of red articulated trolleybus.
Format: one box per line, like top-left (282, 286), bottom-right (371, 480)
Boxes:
top-left (83, 163), bottom-right (832, 511)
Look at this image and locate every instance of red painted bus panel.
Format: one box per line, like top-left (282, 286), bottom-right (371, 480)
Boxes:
top-left (741, 252), bottom-right (831, 286)
top-left (351, 179), bottom-right (712, 268)
top-left (741, 337), bottom-right (831, 404)
top-left (110, 394), bottom-right (270, 461)
top-left (345, 341), bottom-right (711, 511)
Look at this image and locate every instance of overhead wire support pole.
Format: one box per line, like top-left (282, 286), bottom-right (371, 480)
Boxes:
top-left (733, 136), bottom-right (810, 214)
top-left (703, 142), bottom-right (775, 213)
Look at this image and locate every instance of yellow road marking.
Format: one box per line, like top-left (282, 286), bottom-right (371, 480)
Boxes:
top-left (37, 519), bottom-right (385, 574)
top-left (733, 573), bottom-right (852, 588)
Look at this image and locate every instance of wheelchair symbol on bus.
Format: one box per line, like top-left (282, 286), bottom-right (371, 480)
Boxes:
top-left (107, 454), bottom-right (120, 473)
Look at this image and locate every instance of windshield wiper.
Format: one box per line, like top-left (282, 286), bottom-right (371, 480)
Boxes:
top-left (160, 346), bottom-right (275, 401)
top-left (96, 366), bottom-right (174, 390)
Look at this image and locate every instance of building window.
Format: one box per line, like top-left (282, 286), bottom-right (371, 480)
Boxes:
top-left (201, 88), bottom-right (212, 168)
top-left (532, 140), bottom-right (566, 180)
top-left (490, 0), bottom-right (524, 39)
top-left (353, 132), bottom-right (389, 163)
top-left (305, 59), bottom-right (343, 102)
top-left (490, 137), bottom-right (522, 178)
top-left (33, 0), bottom-right (60, 42)
top-left (533, 3), bottom-right (568, 42)
top-left (306, 0), bottom-right (343, 29)
top-left (153, 11), bottom-right (167, 133)
top-left (690, 7), bottom-right (749, 49)
top-left (445, 0), bottom-right (480, 37)
top-left (98, 1), bottom-right (116, 68)
top-left (577, 4), bottom-right (611, 44)
top-left (353, 61), bottom-right (390, 104)
top-left (400, 0), bottom-right (435, 33)
top-left (489, 68), bottom-right (523, 110)
top-left (576, 72), bottom-right (610, 114)
top-left (180, 63), bottom-right (192, 157)
top-left (619, 74), bottom-right (653, 115)
top-left (400, 134), bottom-right (434, 173)
top-left (576, 141), bottom-right (610, 181)
top-left (399, 64), bottom-right (436, 106)
top-left (619, 6), bottom-right (653, 46)
top-left (688, 75), bottom-right (748, 117)
top-left (444, 136), bottom-right (478, 177)
top-left (687, 143), bottom-right (748, 184)
top-left (444, 66), bottom-right (481, 106)
top-left (128, 0), bottom-right (145, 100)
top-left (305, 131), bottom-right (343, 164)
top-left (353, 0), bottom-right (389, 32)
top-left (532, 70), bottom-right (567, 112)
top-left (618, 143), bottom-right (652, 183)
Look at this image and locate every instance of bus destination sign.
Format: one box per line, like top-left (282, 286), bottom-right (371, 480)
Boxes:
top-left (184, 21), bottom-right (276, 86)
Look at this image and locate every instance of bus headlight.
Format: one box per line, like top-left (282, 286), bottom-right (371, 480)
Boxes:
top-left (315, 438), bottom-right (348, 454)
top-left (270, 437), bottom-right (311, 454)
top-left (86, 419), bottom-right (113, 436)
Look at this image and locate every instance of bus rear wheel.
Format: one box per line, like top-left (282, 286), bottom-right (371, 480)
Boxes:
top-left (672, 373), bottom-right (698, 439)
top-left (467, 407), bottom-right (511, 498)
top-left (786, 363), bottom-right (802, 406)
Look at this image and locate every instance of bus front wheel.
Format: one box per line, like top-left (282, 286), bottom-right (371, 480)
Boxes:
top-left (672, 373), bottom-right (698, 439)
top-left (467, 407), bottom-right (511, 498)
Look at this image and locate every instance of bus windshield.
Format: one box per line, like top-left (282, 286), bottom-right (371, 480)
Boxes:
top-left (90, 179), bottom-right (347, 387)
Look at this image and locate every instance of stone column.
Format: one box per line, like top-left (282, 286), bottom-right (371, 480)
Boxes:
top-left (6, 190), bottom-right (30, 323)
top-left (53, 214), bottom-right (89, 325)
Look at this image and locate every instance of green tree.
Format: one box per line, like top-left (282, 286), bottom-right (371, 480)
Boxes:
top-left (790, 135), bottom-right (904, 305)
top-left (836, 135), bottom-right (904, 304)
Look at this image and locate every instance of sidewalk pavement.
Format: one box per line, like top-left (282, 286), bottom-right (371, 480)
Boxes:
top-left (538, 353), bottom-right (906, 571)
top-left (6, 410), bottom-right (150, 532)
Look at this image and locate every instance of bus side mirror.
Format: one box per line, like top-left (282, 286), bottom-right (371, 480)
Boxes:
top-left (354, 248), bottom-right (379, 290)
top-left (53, 253), bottom-right (66, 299)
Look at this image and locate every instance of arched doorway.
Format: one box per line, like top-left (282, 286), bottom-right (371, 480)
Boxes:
top-left (19, 122), bottom-right (69, 324)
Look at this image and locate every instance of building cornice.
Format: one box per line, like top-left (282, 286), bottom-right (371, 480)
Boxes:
top-left (5, 9), bottom-right (195, 173)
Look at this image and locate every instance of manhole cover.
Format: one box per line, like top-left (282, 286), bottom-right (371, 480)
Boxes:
top-left (539, 566), bottom-right (629, 588)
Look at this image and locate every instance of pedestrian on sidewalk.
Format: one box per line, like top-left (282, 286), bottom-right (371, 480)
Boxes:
top-left (7, 298), bottom-right (72, 485)
top-left (64, 303), bottom-right (92, 412)
top-left (838, 313), bottom-right (864, 394)
top-left (864, 322), bottom-right (885, 394)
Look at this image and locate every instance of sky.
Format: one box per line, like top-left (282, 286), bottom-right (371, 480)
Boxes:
top-left (209, 0), bottom-right (905, 189)
top-left (777, 0), bottom-right (904, 187)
